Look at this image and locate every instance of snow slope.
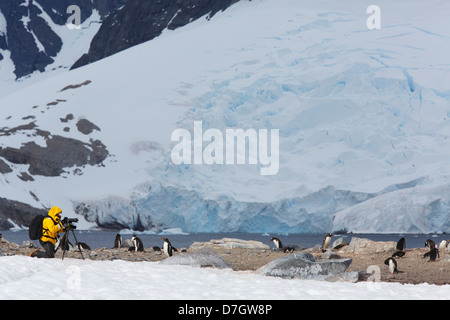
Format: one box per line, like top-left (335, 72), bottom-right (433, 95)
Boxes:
top-left (0, 256), bottom-right (448, 299)
top-left (1, 0), bottom-right (450, 233)
top-left (0, 6), bottom-right (102, 98)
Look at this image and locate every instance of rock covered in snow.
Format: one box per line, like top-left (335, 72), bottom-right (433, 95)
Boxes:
top-left (159, 248), bottom-right (233, 269)
top-left (257, 252), bottom-right (353, 281)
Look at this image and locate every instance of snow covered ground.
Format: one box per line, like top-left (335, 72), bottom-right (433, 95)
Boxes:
top-left (0, 256), bottom-right (448, 300)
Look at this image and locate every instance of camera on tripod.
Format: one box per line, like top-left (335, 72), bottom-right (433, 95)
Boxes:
top-left (62, 217), bottom-right (79, 229)
top-left (59, 217), bottom-right (84, 260)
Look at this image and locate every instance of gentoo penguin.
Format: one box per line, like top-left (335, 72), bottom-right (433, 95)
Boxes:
top-left (384, 257), bottom-right (398, 274)
top-left (161, 237), bottom-right (174, 257)
top-left (132, 234), bottom-right (144, 252)
top-left (322, 233), bottom-right (333, 252)
top-left (75, 242), bottom-right (91, 251)
top-left (424, 248), bottom-right (440, 262)
top-left (114, 234), bottom-right (122, 248)
top-left (270, 237), bottom-right (295, 253)
top-left (270, 237), bottom-right (283, 249)
top-left (392, 237), bottom-right (406, 258)
top-left (425, 239), bottom-right (435, 249)
top-left (438, 240), bottom-right (448, 250)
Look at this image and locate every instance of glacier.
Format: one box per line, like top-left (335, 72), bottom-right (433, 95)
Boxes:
top-left (1, 0), bottom-right (450, 233)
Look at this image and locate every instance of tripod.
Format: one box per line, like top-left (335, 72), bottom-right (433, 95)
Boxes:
top-left (60, 223), bottom-right (85, 260)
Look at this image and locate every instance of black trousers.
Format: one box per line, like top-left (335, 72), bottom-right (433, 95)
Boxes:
top-left (35, 240), bottom-right (56, 258)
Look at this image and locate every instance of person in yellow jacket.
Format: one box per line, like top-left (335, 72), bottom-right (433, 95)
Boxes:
top-left (30, 206), bottom-right (65, 258)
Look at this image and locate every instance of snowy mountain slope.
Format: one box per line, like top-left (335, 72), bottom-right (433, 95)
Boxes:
top-left (0, 0), bottom-right (113, 98)
top-left (1, 0), bottom-right (450, 233)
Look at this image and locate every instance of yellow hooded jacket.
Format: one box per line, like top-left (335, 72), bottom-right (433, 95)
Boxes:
top-left (41, 206), bottom-right (64, 244)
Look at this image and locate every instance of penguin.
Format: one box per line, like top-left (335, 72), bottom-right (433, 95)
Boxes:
top-left (114, 234), bottom-right (122, 248)
top-left (438, 240), bottom-right (448, 250)
top-left (270, 237), bottom-right (283, 250)
top-left (425, 248), bottom-right (440, 262)
top-left (322, 233), bottom-right (333, 252)
top-left (384, 257), bottom-right (398, 274)
top-left (392, 237), bottom-right (406, 258)
top-left (161, 237), bottom-right (174, 257)
top-left (270, 237), bottom-right (295, 253)
top-left (131, 234), bottom-right (144, 252)
top-left (425, 239), bottom-right (435, 249)
top-left (55, 235), bottom-right (72, 252)
top-left (75, 242), bottom-right (91, 251)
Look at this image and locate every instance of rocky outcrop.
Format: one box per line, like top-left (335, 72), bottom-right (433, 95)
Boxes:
top-left (72, 0), bottom-right (241, 69)
top-left (0, 198), bottom-right (47, 229)
top-left (0, 0), bottom-right (128, 79)
top-left (0, 130), bottom-right (108, 177)
top-left (338, 237), bottom-right (396, 254)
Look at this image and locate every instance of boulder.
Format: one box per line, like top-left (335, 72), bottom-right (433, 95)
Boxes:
top-left (257, 253), bottom-right (353, 281)
top-left (338, 237), bottom-right (396, 254)
top-left (320, 249), bottom-right (343, 260)
top-left (159, 248), bottom-right (233, 269)
top-left (190, 238), bottom-right (270, 250)
top-left (332, 237), bottom-right (349, 250)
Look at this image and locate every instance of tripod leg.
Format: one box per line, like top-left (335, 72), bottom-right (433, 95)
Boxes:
top-left (61, 230), bottom-right (69, 260)
top-left (71, 229), bottom-right (85, 260)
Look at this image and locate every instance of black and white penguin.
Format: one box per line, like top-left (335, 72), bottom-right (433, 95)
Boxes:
top-left (438, 240), bottom-right (448, 250)
top-left (75, 242), bottom-right (91, 251)
top-left (425, 239), bottom-right (435, 249)
top-left (132, 234), bottom-right (144, 252)
top-left (424, 248), bottom-right (440, 262)
top-left (270, 237), bottom-right (283, 250)
top-left (269, 237), bottom-right (295, 253)
top-left (114, 234), bottom-right (122, 248)
top-left (384, 257), bottom-right (398, 274)
top-left (392, 237), bottom-right (406, 258)
top-left (322, 233), bottom-right (333, 252)
top-left (161, 237), bottom-right (174, 257)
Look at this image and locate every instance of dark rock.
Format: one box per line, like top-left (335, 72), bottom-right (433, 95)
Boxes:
top-left (72, 0), bottom-right (241, 69)
top-left (0, 124), bottom-right (109, 177)
top-left (0, 197), bottom-right (47, 230)
top-left (0, 159), bottom-right (12, 174)
top-left (60, 114), bottom-right (74, 123)
top-left (76, 118), bottom-right (101, 135)
top-left (0, 0), bottom-right (128, 78)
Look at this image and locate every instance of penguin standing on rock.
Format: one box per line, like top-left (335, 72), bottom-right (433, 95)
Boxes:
top-left (161, 237), bottom-right (174, 257)
top-left (384, 257), bottom-right (398, 274)
top-left (322, 233), bottom-right (333, 252)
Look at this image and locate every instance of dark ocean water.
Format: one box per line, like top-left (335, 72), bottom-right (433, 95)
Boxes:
top-left (1, 230), bottom-right (447, 250)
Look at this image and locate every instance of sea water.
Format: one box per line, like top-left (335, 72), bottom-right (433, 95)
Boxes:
top-left (0, 230), bottom-right (446, 250)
